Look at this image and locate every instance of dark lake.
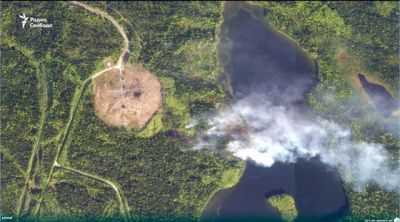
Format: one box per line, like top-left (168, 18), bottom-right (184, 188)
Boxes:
top-left (358, 73), bottom-right (399, 116)
top-left (202, 2), bottom-right (348, 222)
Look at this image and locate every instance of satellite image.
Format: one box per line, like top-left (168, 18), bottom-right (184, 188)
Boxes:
top-left (1, 1), bottom-right (399, 222)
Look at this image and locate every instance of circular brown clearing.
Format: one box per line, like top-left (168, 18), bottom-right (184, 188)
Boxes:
top-left (93, 65), bottom-right (162, 129)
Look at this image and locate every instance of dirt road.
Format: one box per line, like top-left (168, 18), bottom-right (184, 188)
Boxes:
top-left (69, 1), bottom-right (130, 68)
top-left (57, 164), bottom-right (130, 221)
top-left (30, 2), bottom-right (133, 221)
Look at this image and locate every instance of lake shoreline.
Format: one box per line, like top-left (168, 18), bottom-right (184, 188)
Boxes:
top-left (202, 2), bottom-right (349, 221)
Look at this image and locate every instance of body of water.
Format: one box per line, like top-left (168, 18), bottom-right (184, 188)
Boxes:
top-left (202, 2), bottom-right (348, 222)
top-left (358, 73), bottom-right (399, 116)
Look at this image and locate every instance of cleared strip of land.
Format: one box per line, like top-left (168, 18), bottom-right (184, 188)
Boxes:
top-left (29, 2), bottom-right (133, 220)
top-left (56, 163), bottom-right (130, 221)
top-left (69, 1), bottom-right (130, 68)
top-left (16, 60), bottom-right (49, 221)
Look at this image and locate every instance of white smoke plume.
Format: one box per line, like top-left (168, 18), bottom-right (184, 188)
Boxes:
top-left (192, 93), bottom-right (400, 191)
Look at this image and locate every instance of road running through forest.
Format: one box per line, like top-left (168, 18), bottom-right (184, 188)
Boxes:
top-left (69, 1), bottom-right (130, 106)
top-left (55, 163), bottom-right (130, 221)
top-left (25, 2), bottom-right (133, 221)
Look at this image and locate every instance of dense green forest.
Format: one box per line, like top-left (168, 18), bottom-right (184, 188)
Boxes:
top-left (1, 1), bottom-right (123, 219)
top-left (1, 1), bottom-right (399, 222)
top-left (258, 1), bottom-right (399, 220)
top-left (1, 1), bottom-right (244, 221)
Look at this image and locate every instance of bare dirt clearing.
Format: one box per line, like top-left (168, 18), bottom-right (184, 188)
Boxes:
top-left (94, 65), bottom-right (162, 129)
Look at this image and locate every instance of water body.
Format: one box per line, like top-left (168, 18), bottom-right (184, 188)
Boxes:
top-left (358, 73), bottom-right (399, 116)
top-left (202, 2), bottom-right (348, 222)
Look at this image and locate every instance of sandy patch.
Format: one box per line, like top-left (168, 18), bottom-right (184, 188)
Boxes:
top-left (93, 65), bottom-right (162, 129)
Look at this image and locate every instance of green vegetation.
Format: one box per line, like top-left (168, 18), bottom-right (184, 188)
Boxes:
top-left (1, 0), bottom-right (124, 218)
top-left (2, 1), bottom-right (397, 221)
top-left (257, 1), bottom-right (399, 220)
top-left (1, 1), bottom-right (244, 221)
top-left (267, 194), bottom-right (298, 222)
top-left (39, 170), bottom-right (120, 221)
top-left (67, 86), bottom-right (243, 218)
top-left (1, 45), bottom-right (39, 216)
top-left (343, 183), bottom-right (399, 221)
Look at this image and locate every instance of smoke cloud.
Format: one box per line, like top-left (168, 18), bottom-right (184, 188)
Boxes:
top-left (192, 93), bottom-right (400, 191)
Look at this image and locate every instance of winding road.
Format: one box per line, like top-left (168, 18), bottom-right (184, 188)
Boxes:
top-left (55, 163), bottom-right (130, 221)
top-left (15, 2), bottom-right (133, 221)
top-left (69, 1), bottom-right (131, 106)
top-left (69, 1), bottom-right (130, 68)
